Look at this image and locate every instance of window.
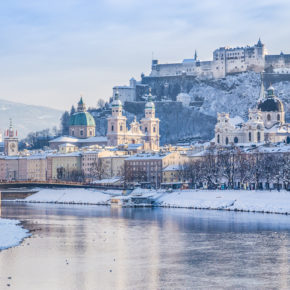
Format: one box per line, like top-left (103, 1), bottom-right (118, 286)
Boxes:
top-left (267, 114), bottom-right (271, 121)
top-left (234, 137), bottom-right (238, 143)
top-left (153, 127), bottom-right (156, 132)
top-left (80, 130), bottom-right (83, 136)
top-left (111, 125), bottom-right (114, 132)
top-left (249, 132), bottom-right (252, 142)
top-left (217, 134), bottom-right (220, 144)
top-left (145, 127), bottom-right (148, 133)
top-left (277, 114), bottom-right (280, 121)
top-left (226, 137), bottom-right (229, 145)
top-left (120, 125), bottom-right (123, 131)
top-left (71, 130), bottom-right (74, 136)
top-left (257, 131), bottom-right (261, 142)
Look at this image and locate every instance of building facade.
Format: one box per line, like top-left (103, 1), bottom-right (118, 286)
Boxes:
top-left (69, 98), bottom-right (96, 139)
top-left (215, 85), bottom-right (290, 145)
top-left (107, 90), bottom-right (160, 151)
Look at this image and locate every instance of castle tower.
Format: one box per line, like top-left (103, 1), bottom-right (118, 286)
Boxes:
top-left (4, 119), bottom-right (19, 156)
top-left (140, 89), bottom-right (160, 151)
top-left (69, 97), bottom-right (96, 138)
top-left (107, 90), bottom-right (128, 146)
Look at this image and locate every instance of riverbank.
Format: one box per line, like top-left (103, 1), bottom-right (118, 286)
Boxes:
top-left (0, 218), bottom-right (30, 251)
top-left (14, 187), bottom-right (290, 215)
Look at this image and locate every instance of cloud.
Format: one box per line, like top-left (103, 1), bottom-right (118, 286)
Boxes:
top-left (0, 0), bottom-right (289, 109)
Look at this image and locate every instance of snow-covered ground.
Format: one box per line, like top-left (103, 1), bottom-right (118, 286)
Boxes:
top-left (0, 219), bottom-right (30, 251)
top-left (18, 188), bottom-right (290, 215)
top-left (150, 189), bottom-right (290, 214)
top-left (22, 188), bottom-right (121, 205)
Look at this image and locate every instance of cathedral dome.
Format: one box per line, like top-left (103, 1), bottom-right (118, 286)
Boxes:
top-left (257, 86), bottom-right (284, 112)
top-left (69, 111), bottom-right (96, 127)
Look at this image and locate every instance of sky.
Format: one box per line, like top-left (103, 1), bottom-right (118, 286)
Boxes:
top-left (0, 0), bottom-right (290, 111)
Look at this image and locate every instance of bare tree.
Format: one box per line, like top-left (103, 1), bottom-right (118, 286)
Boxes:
top-left (90, 159), bottom-right (105, 180)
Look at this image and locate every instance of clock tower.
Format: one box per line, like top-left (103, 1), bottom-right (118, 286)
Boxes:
top-left (4, 119), bottom-right (19, 156)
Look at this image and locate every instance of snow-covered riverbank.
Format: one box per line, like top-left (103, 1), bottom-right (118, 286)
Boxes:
top-left (16, 188), bottom-right (290, 215)
top-left (21, 188), bottom-right (116, 205)
top-left (150, 189), bottom-right (290, 214)
top-left (0, 219), bottom-right (30, 251)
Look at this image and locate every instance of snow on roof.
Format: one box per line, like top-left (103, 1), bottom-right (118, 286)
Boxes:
top-left (49, 136), bottom-right (79, 143)
top-left (229, 116), bottom-right (244, 126)
top-left (163, 164), bottom-right (182, 171)
top-left (126, 152), bottom-right (171, 161)
top-left (127, 143), bottom-right (143, 150)
top-left (82, 136), bottom-right (107, 143)
top-left (49, 136), bottom-right (107, 143)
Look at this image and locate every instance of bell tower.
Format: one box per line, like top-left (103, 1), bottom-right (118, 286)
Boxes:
top-left (107, 90), bottom-right (127, 146)
top-left (140, 88), bottom-right (160, 151)
top-left (4, 119), bottom-right (19, 156)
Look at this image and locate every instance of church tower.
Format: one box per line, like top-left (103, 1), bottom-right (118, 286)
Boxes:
top-left (107, 90), bottom-right (127, 146)
top-left (140, 89), bottom-right (160, 151)
top-left (4, 119), bottom-right (19, 156)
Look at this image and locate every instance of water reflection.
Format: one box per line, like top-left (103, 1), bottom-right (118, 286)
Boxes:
top-left (0, 203), bottom-right (290, 289)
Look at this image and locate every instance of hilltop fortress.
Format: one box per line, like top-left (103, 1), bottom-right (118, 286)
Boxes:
top-left (114, 39), bottom-right (290, 103)
top-left (150, 38), bottom-right (290, 79)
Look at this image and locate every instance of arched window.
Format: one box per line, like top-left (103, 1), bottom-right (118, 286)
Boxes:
top-left (120, 125), bottom-right (123, 131)
top-left (257, 131), bottom-right (261, 142)
top-left (267, 114), bottom-right (271, 121)
top-left (111, 125), bottom-right (114, 132)
top-left (145, 127), bottom-right (148, 133)
top-left (217, 134), bottom-right (220, 144)
top-left (234, 137), bottom-right (238, 143)
top-left (249, 132), bottom-right (251, 142)
top-left (225, 137), bottom-right (229, 145)
top-left (277, 114), bottom-right (280, 121)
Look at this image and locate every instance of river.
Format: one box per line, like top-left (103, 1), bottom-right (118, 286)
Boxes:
top-left (0, 202), bottom-right (290, 289)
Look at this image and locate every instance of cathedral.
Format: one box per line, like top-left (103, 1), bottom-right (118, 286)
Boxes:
top-left (215, 85), bottom-right (290, 145)
top-left (69, 97), bottom-right (96, 139)
top-left (107, 89), bottom-right (160, 151)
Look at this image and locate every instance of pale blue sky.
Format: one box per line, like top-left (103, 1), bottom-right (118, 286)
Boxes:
top-left (0, 0), bottom-right (289, 110)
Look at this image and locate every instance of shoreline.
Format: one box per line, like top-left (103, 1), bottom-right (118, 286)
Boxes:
top-left (3, 187), bottom-right (290, 216)
top-left (0, 218), bottom-right (30, 251)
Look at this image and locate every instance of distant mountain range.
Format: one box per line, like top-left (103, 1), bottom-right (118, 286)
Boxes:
top-left (0, 99), bottom-right (62, 139)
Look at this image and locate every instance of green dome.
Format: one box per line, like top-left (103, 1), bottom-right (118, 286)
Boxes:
top-left (69, 112), bottom-right (96, 127)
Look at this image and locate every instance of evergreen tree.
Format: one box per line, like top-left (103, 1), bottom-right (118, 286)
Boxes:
top-left (60, 111), bottom-right (70, 135)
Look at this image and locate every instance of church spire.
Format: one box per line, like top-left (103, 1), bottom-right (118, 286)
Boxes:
top-left (259, 73), bottom-right (265, 100)
top-left (194, 50), bottom-right (197, 61)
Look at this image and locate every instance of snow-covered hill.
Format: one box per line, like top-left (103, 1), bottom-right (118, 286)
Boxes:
top-left (188, 72), bottom-right (290, 121)
top-left (0, 99), bottom-right (62, 138)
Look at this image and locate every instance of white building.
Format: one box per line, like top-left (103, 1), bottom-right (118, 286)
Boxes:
top-left (112, 78), bottom-right (137, 103)
top-left (149, 39), bottom-right (290, 79)
top-left (215, 85), bottom-right (290, 145)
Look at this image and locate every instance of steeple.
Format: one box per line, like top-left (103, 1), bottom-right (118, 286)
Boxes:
top-left (194, 50), bottom-right (198, 61)
top-left (77, 96), bottom-right (86, 112)
top-left (259, 73), bottom-right (265, 100)
top-left (257, 37), bottom-right (263, 47)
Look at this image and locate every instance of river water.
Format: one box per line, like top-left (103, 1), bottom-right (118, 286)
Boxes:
top-left (0, 202), bottom-right (290, 290)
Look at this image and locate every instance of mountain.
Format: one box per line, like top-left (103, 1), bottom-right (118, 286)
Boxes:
top-left (0, 99), bottom-right (62, 139)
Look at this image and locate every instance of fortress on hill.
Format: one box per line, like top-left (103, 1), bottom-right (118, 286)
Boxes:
top-left (113, 39), bottom-right (290, 103)
top-left (150, 38), bottom-right (290, 79)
